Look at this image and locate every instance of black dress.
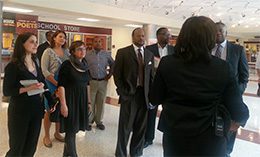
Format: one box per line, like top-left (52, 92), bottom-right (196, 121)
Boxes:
top-left (58, 60), bottom-right (90, 133)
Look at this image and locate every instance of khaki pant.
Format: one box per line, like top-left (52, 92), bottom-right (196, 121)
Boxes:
top-left (89, 80), bottom-right (108, 125)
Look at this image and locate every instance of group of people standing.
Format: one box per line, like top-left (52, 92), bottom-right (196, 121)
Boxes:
top-left (3, 15), bottom-right (249, 157)
top-left (3, 30), bottom-right (114, 157)
top-left (113, 17), bottom-right (249, 157)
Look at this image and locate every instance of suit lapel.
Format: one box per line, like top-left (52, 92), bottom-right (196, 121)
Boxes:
top-left (226, 41), bottom-right (231, 61)
top-left (144, 48), bottom-right (151, 67)
top-left (154, 44), bottom-right (160, 57)
top-left (130, 45), bottom-right (138, 64)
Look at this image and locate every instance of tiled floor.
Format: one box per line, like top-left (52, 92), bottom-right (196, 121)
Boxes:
top-left (1, 80), bottom-right (260, 157)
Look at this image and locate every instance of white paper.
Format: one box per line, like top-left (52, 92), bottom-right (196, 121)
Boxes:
top-left (20, 80), bottom-right (45, 96)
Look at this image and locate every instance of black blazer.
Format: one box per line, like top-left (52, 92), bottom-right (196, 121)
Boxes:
top-left (226, 41), bottom-right (249, 93)
top-left (149, 54), bottom-right (249, 136)
top-left (146, 43), bottom-right (174, 58)
top-left (3, 61), bottom-right (48, 116)
top-left (113, 45), bottom-right (154, 107)
top-left (37, 41), bottom-right (50, 63)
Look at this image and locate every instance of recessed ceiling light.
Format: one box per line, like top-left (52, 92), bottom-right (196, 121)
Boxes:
top-left (77, 18), bottom-right (100, 22)
top-left (216, 13), bottom-right (222, 17)
top-left (3, 6), bottom-right (33, 13)
top-left (245, 25), bottom-right (249, 28)
top-left (124, 24), bottom-right (143, 28)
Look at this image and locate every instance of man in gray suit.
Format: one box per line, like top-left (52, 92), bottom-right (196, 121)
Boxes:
top-left (114, 28), bottom-right (154, 157)
top-left (212, 22), bottom-right (249, 157)
top-left (144, 27), bottom-right (174, 148)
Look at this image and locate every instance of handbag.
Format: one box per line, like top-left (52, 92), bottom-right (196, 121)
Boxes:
top-left (43, 90), bottom-right (61, 122)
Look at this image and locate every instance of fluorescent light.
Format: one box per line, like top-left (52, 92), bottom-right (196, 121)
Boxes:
top-left (124, 24), bottom-right (143, 28)
top-left (77, 18), bottom-right (100, 22)
top-left (3, 7), bottom-right (33, 13)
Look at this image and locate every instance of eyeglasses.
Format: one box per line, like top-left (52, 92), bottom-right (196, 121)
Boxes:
top-left (75, 47), bottom-right (86, 51)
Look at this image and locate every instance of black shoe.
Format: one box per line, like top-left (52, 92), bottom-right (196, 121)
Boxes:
top-left (143, 141), bottom-right (153, 148)
top-left (86, 125), bottom-right (92, 131)
top-left (96, 124), bottom-right (105, 130)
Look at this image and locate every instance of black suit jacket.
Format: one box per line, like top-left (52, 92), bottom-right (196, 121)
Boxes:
top-left (149, 54), bottom-right (249, 136)
top-left (226, 41), bottom-right (249, 93)
top-left (146, 43), bottom-right (174, 58)
top-left (37, 41), bottom-right (50, 63)
top-left (114, 45), bottom-right (154, 107)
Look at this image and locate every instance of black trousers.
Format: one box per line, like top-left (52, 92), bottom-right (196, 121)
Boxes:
top-left (63, 132), bottom-right (77, 157)
top-left (163, 127), bottom-right (226, 157)
top-left (145, 105), bottom-right (158, 143)
top-left (226, 131), bottom-right (237, 156)
top-left (6, 104), bottom-right (42, 157)
top-left (115, 87), bottom-right (148, 157)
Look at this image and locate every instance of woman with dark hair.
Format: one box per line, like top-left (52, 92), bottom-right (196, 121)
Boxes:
top-left (149, 16), bottom-right (249, 156)
top-left (3, 32), bottom-right (48, 156)
top-left (58, 41), bottom-right (91, 157)
top-left (41, 30), bottom-right (70, 147)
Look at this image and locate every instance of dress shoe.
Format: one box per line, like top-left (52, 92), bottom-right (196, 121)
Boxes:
top-left (43, 137), bottom-right (52, 148)
top-left (143, 141), bottom-right (153, 148)
top-left (96, 124), bottom-right (105, 130)
top-left (86, 125), bottom-right (92, 131)
top-left (54, 132), bottom-right (65, 142)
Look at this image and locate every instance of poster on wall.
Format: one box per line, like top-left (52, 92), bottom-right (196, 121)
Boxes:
top-left (16, 14), bottom-right (38, 35)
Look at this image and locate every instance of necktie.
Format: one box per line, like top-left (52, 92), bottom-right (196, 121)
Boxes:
top-left (137, 49), bottom-right (144, 87)
top-left (215, 44), bottom-right (222, 58)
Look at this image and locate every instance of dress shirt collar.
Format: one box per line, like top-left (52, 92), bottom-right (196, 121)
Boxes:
top-left (217, 39), bottom-right (227, 48)
top-left (133, 44), bottom-right (144, 55)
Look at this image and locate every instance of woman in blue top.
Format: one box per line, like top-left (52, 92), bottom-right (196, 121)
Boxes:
top-left (41, 30), bottom-right (70, 147)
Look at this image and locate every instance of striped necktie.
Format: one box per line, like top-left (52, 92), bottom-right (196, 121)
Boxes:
top-left (215, 44), bottom-right (222, 58)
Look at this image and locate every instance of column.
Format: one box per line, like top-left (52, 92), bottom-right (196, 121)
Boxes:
top-left (143, 24), bottom-right (158, 45)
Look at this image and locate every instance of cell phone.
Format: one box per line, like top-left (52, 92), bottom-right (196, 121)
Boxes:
top-left (215, 116), bottom-right (224, 137)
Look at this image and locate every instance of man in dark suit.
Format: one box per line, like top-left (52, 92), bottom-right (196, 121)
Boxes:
top-left (212, 22), bottom-right (249, 157)
top-left (144, 27), bottom-right (174, 148)
top-left (37, 31), bottom-right (53, 63)
top-left (114, 28), bottom-right (154, 157)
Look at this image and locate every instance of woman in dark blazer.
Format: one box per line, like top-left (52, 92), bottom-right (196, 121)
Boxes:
top-left (149, 16), bottom-right (249, 157)
top-left (3, 32), bottom-right (49, 157)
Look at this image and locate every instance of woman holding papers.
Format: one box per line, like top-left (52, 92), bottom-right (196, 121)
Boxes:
top-left (41, 30), bottom-right (70, 147)
top-left (3, 32), bottom-right (48, 156)
top-left (58, 41), bottom-right (91, 157)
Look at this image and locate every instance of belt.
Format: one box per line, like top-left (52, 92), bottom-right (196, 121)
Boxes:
top-left (92, 78), bottom-right (105, 81)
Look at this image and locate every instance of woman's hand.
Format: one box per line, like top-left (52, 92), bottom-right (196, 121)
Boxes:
top-left (29, 82), bottom-right (44, 90)
top-left (20, 82), bottom-right (45, 94)
top-left (60, 104), bottom-right (68, 117)
top-left (230, 121), bottom-right (240, 132)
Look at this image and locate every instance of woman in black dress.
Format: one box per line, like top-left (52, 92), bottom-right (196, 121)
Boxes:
top-left (58, 41), bottom-right (91, 157)
top-left (3, 32), bottom-right (49, 156)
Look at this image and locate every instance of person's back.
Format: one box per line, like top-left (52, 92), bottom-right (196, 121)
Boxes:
top-left (149, 16), bottom-right (249, 157)
top-left (154, 54), bottom-right (240, 135)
